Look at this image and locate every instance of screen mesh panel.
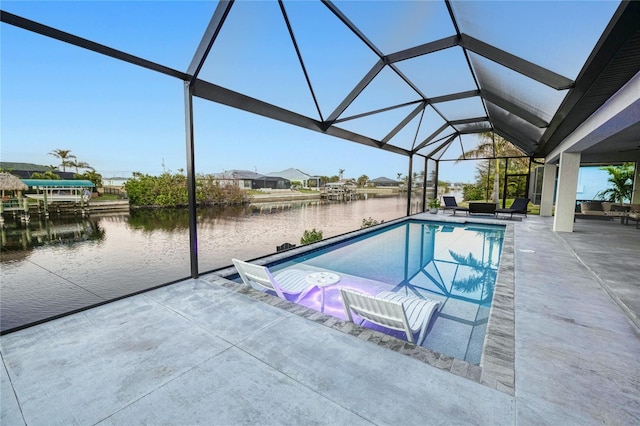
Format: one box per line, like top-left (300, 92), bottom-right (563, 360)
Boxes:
top-left (436, 135), bottom-right (464, 161)
top-left (485, 102), bottom-right (543, 155)
top-left (335, 0), bottom-right (455, 55)
top-left (415, 108), bottom-right (451, 146)
top-left (336, 104), bottom-right (420, 144)
top-left (395, 47), bottom-right (477, 98)
top-left (1, 1), bottom-right (217, 70)
top-left (454, 122), bottom-right (492, 135)
top-left (1, 0), bottom-right (631, 168)
top-left (450, 0), bottom-right (620, 79)
top-left (434, 97), bottom-right (487, 122)
top-left (342, 67), bottom-right (421, 117)
top-left (415, 131), bottom-right (457, 157)
top-left (469, 52), bottom-right (567, 125)
top-left (459, 134), bottom-right (492, 159)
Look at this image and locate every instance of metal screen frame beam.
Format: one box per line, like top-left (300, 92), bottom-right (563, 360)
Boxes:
top-left (449, 117), bottom-right (489, 126)
top-left (460, 34), bottom-right (574, 90)
top-left (183, 84), bottom-right (199, 278)
top-left (386, 36), bottom-right (459, 64)
top-left (191, 79), bottom-right (411, 156)
top-left (458, 127), bottom-right (493, 135)
top-left (326, 60), bottom-right (386, 123)
top-left (0, 11), bottom-right (188, 81)
top-left (424, 134), bottom-right (458, 158)
top-left (492, 128), bottom-right (536, 156)
top-left (412, 123), bottom-right (451, 153)
top-left (481, 88), bottom-right (549, 128)
top-left (429, 90), bottom-right (479, 104)
top-left (421, 157), bottom-right (428, 212)
top-left (182, 0), bottom-right (234, 278)
top-left (537, 1), bottom-right (640, 156)
top-left (322, 0), bottom-right (384, 58)
top-left (433, 160), bottom-right (439, 206)
top-left (381, 102), bottom-right (426, 145)
top-left (279, 0), bottom-right (324, 121)
top-left (334, 100), bottom-right (423, 124)
top-left (414, 132), bottom-right (457, 156)
top-left (406, 156), bottom-right (413, 216)
top-left (192, 79), bottom-right (323, 131)
top-left (323, 1), bottom-right (429, 109)
top-left (325, 126), bottom-right (410, 156)
top-left (491, 120), bottom-right (539, 150)
top-left (187, 0), bottom-right (233, 83)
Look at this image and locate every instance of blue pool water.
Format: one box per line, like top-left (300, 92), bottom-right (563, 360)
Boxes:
top-left (239, 219), bottom-right (505, 364)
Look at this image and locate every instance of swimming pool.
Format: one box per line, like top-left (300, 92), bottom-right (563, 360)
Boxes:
top-left (234, 219), bottom-right (505, 364)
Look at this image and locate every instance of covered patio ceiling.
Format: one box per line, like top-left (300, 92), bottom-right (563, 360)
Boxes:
top-left (2, 1), bottom-right (639, 164)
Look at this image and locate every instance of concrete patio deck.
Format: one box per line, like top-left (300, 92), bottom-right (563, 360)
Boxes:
top-left (1, 215), bottom-right (638, 425)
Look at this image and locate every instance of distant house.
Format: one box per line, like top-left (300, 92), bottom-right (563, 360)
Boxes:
top-left (0, 162), bottom-right (76, 179)
top-left (104, 177), bottom-right (129, 187)
top-left (213, 170), bottom-right (290, 190)
top-left (266, 168), bottom-right (321, 188)
top-left (6, 169), bottom-right (75, 180)
top-left (369, 177), bottom-right (400, 187)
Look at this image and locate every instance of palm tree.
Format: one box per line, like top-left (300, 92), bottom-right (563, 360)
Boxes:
top-left (447, 229), bottom-right (501, 304)
top-left (78, 170), bottom-right (103, 189)
top-left (31, 170), bottom-right (61, 180)
top-left (357, 174), bottom-right (369, 187)
top-left (448, 250), bottom-right (497, 304)
top-left (75, 161), bottom-right (94, 173)
top-left (338, 168), bottom-right (345, 180)
top-left (456, 133), bottom-right (526, 203)
top-left (49, 149), bottom-right (76, 172)
top-left (67, 159), bottom-right (79, 172)
top-left (595, 163), bottom-right (634, 204)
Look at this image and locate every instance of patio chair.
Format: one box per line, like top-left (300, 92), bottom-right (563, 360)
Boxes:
top-left (276, 242), bottom-right (296, 252)
top-left (232, 258), bottom-right (313, 302)
top-left (339, 288), bottom-right (440, 345)
top-left (495, 198), bottom-right (530, 219)
top-left (469, 202), bottom-right (496, 215)
top-left (442, 196), bottom-right (469, 216)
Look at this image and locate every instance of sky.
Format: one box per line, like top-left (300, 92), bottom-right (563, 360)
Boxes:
top-left (0, 1), bottom-right (618, 183)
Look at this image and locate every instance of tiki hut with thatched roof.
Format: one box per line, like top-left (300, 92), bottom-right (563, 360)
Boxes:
top-left (0, 173), bottom-right (28, 212)
top-left (0, 172), bottom-right (27, 192)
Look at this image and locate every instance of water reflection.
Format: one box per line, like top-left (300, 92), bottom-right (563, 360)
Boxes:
top-left (282, 221), bottom-right (504, 305)
top-left (123, 201), bottom-right (328, 233)
top-left (1, 216), bottom-right (105, 256)
top-left (398, 223), bottom-right (503, 306)
top-left (1, 196), bottom-right (407, 332)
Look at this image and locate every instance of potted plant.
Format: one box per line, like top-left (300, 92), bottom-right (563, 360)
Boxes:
top-left (428, 198), bottom-right (441, 214)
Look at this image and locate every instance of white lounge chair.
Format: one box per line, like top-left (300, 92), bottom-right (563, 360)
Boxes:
top-left (339, 288), bottom-right (440, 345)
top-left (232, 258), bottom-right (313, 302)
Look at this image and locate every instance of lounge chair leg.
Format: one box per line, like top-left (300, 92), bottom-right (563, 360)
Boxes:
top-left (417, 327), bottom-right (428, 346)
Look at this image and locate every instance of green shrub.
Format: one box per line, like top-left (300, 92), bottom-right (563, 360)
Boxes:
top-left (126, 172), bottom-right (250, 207)
top-left (300, 228), bottom-right (323, 245)
top-left (462, 183), bottom-right (483, 201)
top-left (361, 217), bottom-right (380, 228)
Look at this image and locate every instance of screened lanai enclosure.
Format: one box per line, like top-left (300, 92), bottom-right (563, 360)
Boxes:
top-left (2, 1), bottom-right (639, 278)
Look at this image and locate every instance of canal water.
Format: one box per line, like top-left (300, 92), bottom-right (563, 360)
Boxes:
top-left (0, 195), bottom-right (408, 332)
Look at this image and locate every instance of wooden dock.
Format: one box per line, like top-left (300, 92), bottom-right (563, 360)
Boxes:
top-left (1, 199), bottom-right (130, 222)
top-left (320, 183), bottom-right (358, 201)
